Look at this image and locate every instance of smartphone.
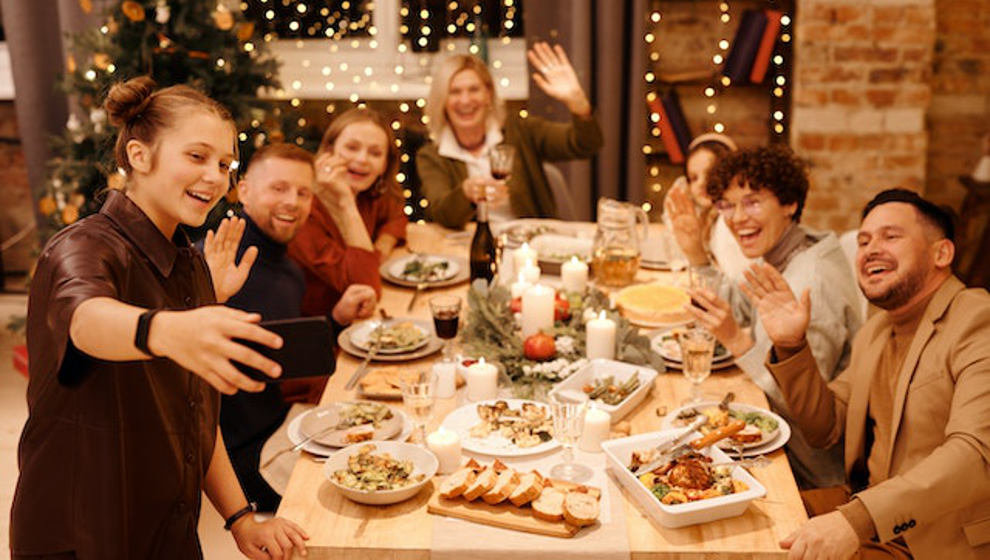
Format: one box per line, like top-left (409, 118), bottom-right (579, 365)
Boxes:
top-left (233, 317), bottom-right (336, 383)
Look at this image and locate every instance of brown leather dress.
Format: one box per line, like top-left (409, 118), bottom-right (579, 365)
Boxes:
top-left (10, 191), bottom-right (219, 559)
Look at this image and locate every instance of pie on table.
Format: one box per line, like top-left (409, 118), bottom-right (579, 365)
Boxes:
top-left (614, 283), bottom-right (692, 325)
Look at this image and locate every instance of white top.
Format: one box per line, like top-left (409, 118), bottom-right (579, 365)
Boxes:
top-left (437, 122), bottom-right (515, 223)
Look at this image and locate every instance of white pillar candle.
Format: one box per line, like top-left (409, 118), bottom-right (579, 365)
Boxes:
top-left (585, 311), bottom-right (617, 360)
top-left (521, 284), bottom-right (555, 338)
top-left (426, 427), bottom-right (462, 474)
top-left (510, 272), bottom-right (531, 300)
top-left (560, 256), bottom-right (589, 293)
top-left (519, 260), bottom-right (541, 285)
top-left (578, 406), bottom-right (612, 452)
top-left (465, 357), bottom-right (499, 401)
top-left (513, 242), bottom-right (537, 270)
top-left (432, 361), bottom-right (458, 399)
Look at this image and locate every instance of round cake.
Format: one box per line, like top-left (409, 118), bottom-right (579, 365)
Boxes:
top-left (614, 283), bottom-right (692, 326)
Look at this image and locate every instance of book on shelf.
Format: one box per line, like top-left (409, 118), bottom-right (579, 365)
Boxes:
top-left (648, 90), bottom-right (691, 164)
top-left (722, 9), bottom-right (768, 83)
top-left (749, 10), bottom-right (783, 84)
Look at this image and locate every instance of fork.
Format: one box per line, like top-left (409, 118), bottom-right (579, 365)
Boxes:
top-left (261, 424), bottom-right (338, 469)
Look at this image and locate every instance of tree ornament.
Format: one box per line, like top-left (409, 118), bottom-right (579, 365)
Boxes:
top-left (90, 108), bottom-right (107, 133)
top-left (66, 114), bottom-right (82, 132)
top-left (155, 0), bottom-right (171, 24)
top-left (212, 6), bottom-right (234, 31)
top-left (38, 195), bottom-right (57, 217)
top-left (121, 1), bottom-right (146, 22)
top-left (61, 205), bottom-right (80, 225)
top-left (92, 53), bottom-right (111, 70)
top-left (107, 172), bottom-right (126, 191)
top-left (79, 0), bottom-right (93, 14)
top-left (66, 55), bottom-right (77, 73)
top-left (236, 22), bottom-right (255, 42)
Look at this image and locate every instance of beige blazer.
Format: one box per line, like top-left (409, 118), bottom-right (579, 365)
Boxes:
top-left (767, 276), bottom-right (990, 559)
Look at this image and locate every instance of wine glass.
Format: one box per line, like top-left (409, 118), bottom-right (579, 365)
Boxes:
top-left (678, 327), bottom-right (716, 404)
top-left (400, 370), bottom-right (437, 445)
top-left (429, 295), bottom-right (461, 361)
top-left (487, 144), bottom-right (516, 199)
top-left (548, 393), bottom-right (593, 483)
top-left (688, 265), bottom-right (724, 296)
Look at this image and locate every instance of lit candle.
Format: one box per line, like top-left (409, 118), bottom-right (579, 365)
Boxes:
top-left (578, 406), bottom-right (612, 452)
top-left (510, 272), bottom-right (531, 300)
top-left (585, 311), bottom-right (617, 360)
top-left (519, 259), bottom-right (541, 285)
top-left (513, 242), bottom-right (537, 270)
top-left (432, 361), bottom-right (458, 399)
top-left (560, 256), bottom-right (589, 293)
top-left (426, 427), bottom-right (462, 474)
top-left (465, 357), bottom-right (499, 401)
top-left (521, 284), bottom-right (555, 338)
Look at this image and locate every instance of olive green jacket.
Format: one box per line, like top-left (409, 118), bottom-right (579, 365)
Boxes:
top-left (416, 113), bottom-right (604, 228)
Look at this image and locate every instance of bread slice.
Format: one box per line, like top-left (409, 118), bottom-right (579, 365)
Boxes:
top-left (508, 471), bottom-right (545, 507)
top-left (531, 487), bottom-right (566, 522)
top-left (562, 490), bottom-right (600, 527)
top-left (438, 467), bottom-right (478, 499)
top-left (462, 466), bottom-right (498, 501)
top-left (482, 467), bottom-right (520, 505)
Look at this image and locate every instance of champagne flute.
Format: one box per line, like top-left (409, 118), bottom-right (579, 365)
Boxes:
top-left (429, 295), bottom-right (461, 361)
top-left (548, 393), bottom-right (593, 483)
top-left (679, 327), bottom-right (716, 404)
top-left (400, 370), bottom-right (437, 445)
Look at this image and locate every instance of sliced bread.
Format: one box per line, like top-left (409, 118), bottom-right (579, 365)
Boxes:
top-left (531, 487), bottom-right (566, 522)
top-left (462, 466), bottom-right (498, 501)
top-left (438, 466), bottom-right (478, 499)
top-left (508, 471), bottom-right (545, 507)
top-left (482, 468), bottom-right (520, 505)
top-left (562, 491), bottom-right (600, 527)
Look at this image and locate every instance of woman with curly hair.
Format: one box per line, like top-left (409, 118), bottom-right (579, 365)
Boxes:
top-left (686, 145), bottom-right (862, 489)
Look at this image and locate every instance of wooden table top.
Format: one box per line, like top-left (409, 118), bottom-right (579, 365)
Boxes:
top-left (276, 222), bottom-right (808, 559)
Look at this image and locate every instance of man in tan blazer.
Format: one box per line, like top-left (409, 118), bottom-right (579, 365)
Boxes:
top-left (740, 189), bottom-right (990, 560)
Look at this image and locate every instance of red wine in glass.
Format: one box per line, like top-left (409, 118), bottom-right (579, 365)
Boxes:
top-left (491, 169), bottom-right (510, 181)
top-left (433, 311), bottom-right (459, 340)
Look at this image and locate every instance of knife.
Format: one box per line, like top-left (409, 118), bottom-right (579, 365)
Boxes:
top-left (345, 321), bottom-right (386, 390)
top-left (632, 416), bottom-right (705, 476)
top-left (633, 419), bottom-right (746, 476)
top-left (407, 281), bottom-right (426, 311)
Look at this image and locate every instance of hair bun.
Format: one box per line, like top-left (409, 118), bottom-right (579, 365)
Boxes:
top-left (105, 76), bottom-right (157, 128)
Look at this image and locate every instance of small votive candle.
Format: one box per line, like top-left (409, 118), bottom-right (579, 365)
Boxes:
top-left (585, 311), bottom-right (617, 360)
top-left (519, 259), bottom-right (541, 285)
top-left (465, 357), bottom-right (499, 401)
top-left (513, 242), bottom-right (537, 270)
top-left (578, 406), bottom-right (612, 452)
top-left (560, 256), bottom-right (589, 293)
top-left (432, 361), bottom-right (458, 399)
top-left (426, 427), bottom-right (462, 474)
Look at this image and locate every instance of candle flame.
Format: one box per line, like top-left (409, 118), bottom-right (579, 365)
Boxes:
top-left (598, 310), bottom-right (606, 320)
top-left (479, 357), bottom-right (486, 365)
top-left (570, 256), bottom-right (580, 264)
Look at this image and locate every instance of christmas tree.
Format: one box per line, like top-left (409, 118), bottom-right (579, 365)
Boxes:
top-left (38, 0), bottom-right (292, 238)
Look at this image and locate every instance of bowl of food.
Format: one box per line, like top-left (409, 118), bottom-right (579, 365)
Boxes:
top-left (547, 359), bottom-right (658, 422)
top-left (602, 430), bottom-right (766, 528)
top-left (324, 441), bottom-right (439, 505)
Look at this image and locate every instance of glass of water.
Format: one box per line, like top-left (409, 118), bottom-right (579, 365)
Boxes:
top-left (548, 393), bottom-right (593, 483)
top-left (678, 327), bottom-right (716, 404)
top-left (400, 370), bottom-right (437, 444)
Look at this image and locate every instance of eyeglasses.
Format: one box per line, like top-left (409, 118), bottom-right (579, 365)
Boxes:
top-left (713, 196), bottom-right (768, 219)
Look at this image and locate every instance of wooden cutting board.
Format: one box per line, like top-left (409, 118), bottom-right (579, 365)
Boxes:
top-left (427, 479), bottom-right (601, 538)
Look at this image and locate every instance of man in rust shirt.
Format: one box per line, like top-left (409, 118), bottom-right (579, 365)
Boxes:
top-left (741, 189), bottom-right (990, 559)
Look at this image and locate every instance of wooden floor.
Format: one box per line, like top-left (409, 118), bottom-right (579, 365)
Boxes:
top-left (0, 293), bottom-right (246, 559)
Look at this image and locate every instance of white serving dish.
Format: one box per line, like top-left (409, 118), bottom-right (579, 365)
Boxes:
top-left (602, 430), bottom-right (766, 528)
top-left (548, 359), bottom-right (658, 422)
top-left (323, 441), bottom-right (438, 505)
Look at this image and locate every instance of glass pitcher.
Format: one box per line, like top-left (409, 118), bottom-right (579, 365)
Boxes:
top-left (591, 198), bottom-right (649, 287)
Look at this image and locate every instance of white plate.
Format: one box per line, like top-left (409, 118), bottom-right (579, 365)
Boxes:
top-left (662, 401), bottom-right (791, 456)
top-left (548, 359), bottom-right (657, 422)
top-left (529, 234), bottom-right (593, 263)
top-left (603, 430), bottom-right (766, 528)
top-left (348, 319), bottom-right (431, 355)
top-left (324, 441), bottom-right (438, 505)
top-left (440, 399), bottom-right (560, 458)
top-left (387, 254), bottom-right (459, 282)
top-left (650, 330), bottom-right (734, 370)
top-left (288, 408), bottom-right (414, 457)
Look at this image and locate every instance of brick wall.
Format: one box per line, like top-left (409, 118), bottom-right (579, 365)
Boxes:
top-left (791, 0), bottom-right (936, 233)
top-left (926, 0), bottom-right (990, 210)
top-left (0, 101), bottom-right (36, 276)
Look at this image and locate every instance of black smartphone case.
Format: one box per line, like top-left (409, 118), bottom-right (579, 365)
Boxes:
top-left (234, 317), bottom-right (336, 383)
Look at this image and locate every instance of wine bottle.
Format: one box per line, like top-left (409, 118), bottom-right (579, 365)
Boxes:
top-left (470, 200), bottom-right (496, 283)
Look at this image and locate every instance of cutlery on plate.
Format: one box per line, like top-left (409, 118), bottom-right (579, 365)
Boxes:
top-left (407, 281), bottom-right (426, 311)
top-left (344, 309), bottom-right (392, 391)
top-left (633, 418), bottom-right (746, 476)
top-left (261, 424), bottom-right (337, 469)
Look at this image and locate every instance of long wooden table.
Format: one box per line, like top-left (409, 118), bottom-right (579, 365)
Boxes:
top-left (276, 223), bottom-right (808, 559)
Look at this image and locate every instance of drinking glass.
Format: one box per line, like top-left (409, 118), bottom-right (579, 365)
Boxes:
top-left (400, 370), bottom-right (437, 444)
top-left (548, 393), bottom-right (593, 483)
top-left (429, 295), bottom-right (462, 361)
top-left (679, 327), bottom-right (716, 404)
top-left (688, 265), bottom-right (724, 295)
top-left (489, 144), bottom-right (516, 183)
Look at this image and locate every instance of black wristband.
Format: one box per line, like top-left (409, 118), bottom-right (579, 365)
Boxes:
top-left (224, 502), bottom-right (256, 531)
top-left (134, 309), bottom-right (162, 358)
